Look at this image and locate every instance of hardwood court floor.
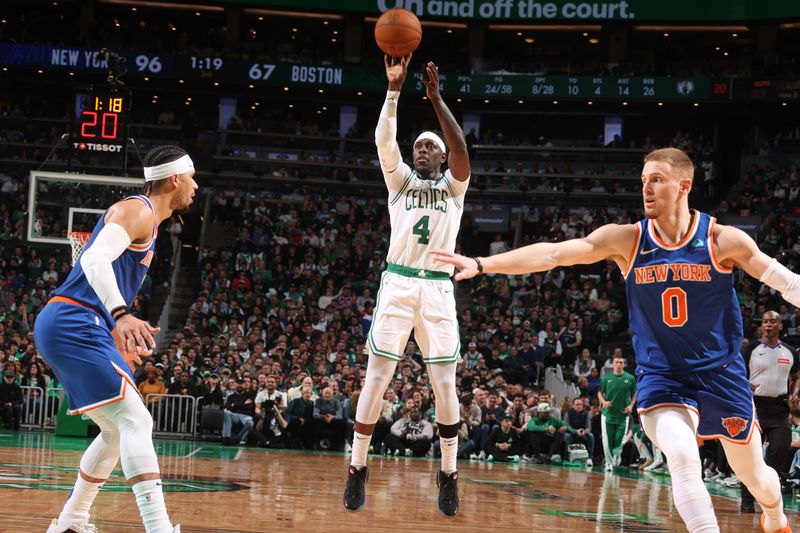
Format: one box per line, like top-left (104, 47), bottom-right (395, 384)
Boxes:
top-left (0, 431), bottom-right (795, 532)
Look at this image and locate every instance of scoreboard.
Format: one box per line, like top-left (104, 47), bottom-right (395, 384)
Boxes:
top-left (73, 90), bottom-right (129, 153)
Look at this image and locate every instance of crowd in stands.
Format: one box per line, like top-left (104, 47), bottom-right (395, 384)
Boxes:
top-left (1, 103), bottom-right (799, 474)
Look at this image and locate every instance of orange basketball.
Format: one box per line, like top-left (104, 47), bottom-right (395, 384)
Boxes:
top-left (374, 8), bottom-right (422, 58)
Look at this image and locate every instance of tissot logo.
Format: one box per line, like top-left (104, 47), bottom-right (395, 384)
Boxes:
top-left (73, 142), bottom-right (123, 153)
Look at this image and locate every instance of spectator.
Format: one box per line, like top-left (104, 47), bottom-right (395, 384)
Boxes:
top-left (386, 405), bottom-right (433, 457)
top-left (138, 369), bottom-right (166, 404)
top-left (563, 397), bottom-right (595, 466)
top-left (312, 386), bottom-right (344, 450)
top-left (222, 378), bottom-right (259, 446)
top-left (0, 368), bottom-right (22, 429)
top-left (486, 414), bottom-right (522, 462)
top-left (525, 402), bottom-right (574, 463)
top-left (287, 387), bottom-right (315, 448)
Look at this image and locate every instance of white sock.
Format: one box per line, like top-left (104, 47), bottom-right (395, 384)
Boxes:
top-left (679, 497), bottom-right (720, 533)
top-left (350, 432), bottom-right (371, 469)
top-left (58, 475), bottom-right (104, 527)
top-left (131, 479), bottom-right (173, 533)
top-left (440, 436), bottom-right (458, 474)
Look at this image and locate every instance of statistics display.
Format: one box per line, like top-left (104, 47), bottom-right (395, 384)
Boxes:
top-left (2, 43), bottom-right (733, 101)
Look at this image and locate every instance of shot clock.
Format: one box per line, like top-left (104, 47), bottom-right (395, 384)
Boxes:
top-left (73, 91), bottom-right (129, 152)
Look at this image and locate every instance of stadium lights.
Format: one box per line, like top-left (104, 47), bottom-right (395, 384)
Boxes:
top-left (243, 8), bottom-right (342, 20)
top-left (490, 24), bottom-right (601, 31)
top-left (633, 25), bottom-right (748, 31)
top-left (100, 0), bottom-right (224, 12)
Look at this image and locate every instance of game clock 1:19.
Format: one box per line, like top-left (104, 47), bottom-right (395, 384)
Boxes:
top-left (75, 93), bottom-right (128, 142)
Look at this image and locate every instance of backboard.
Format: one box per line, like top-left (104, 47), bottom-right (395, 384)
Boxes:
top-left (27, 171), bottom-right (143, 245)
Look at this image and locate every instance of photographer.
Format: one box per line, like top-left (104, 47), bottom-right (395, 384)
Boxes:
top-left (257, 395), bottom-right (289, 448)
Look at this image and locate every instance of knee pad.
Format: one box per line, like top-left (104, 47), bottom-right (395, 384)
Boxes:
top-left (80, 412), bottom-right (121, 479)
top-left (97, 394), bottom-right (160, 479)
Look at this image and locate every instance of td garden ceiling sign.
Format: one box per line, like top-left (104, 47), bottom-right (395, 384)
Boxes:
top-left (222, 0), bottom-right (800, 21)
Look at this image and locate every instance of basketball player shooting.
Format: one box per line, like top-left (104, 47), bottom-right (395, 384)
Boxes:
top-left (343, 54), bottom-right (470, 517)
top-left (35, 145), bottom-right (197, 533)
top-left (432, 148), bottom-right (794, 533)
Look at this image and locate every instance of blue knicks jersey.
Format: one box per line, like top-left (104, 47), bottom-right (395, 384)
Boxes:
top-left (53, 195), bottom-right (157, 330)
top-left (624, 211), bottom-right (742, 374)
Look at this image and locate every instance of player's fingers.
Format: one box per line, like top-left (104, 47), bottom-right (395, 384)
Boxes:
top-left (132, 330), bottom-right (149, 353)
top-left (124, 334), bottom-right (137, 357)
top-left (384, 55), bottom-right (390, 69)
top-left (141, 328), bottom-right (157, 351)
top-left (146, 323), bottom-right (161, 333)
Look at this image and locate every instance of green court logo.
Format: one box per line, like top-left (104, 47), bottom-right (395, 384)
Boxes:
top-left (0, 463), bottom-right (249, 492)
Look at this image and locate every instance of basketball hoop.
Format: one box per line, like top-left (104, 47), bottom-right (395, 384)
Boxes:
top-left (68, 232), bottom-right (92, 265)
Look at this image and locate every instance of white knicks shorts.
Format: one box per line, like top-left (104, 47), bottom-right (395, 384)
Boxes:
top-left (368, 269), bottom-right (460, 365)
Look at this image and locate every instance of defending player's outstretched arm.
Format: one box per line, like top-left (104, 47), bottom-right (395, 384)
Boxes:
top-left (714, 222), bottom-right (800, 308)
top-left (430, 223), bottom-right (638, 280)
top-left (420, 61), bottom-right (470, 182)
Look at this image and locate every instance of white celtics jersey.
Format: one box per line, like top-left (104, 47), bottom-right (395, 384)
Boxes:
top-left (383, 161), bottom-right (469, 275)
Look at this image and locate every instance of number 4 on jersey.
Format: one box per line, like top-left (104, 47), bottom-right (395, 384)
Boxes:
top-left (413, 215), bottom-right (431, 245)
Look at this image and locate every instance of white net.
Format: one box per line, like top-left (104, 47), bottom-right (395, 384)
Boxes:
top-left (68, 232), bottom-right (92, 265)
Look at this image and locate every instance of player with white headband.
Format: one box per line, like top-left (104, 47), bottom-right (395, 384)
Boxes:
top-left (36, 145), bottom-right (197, 533)
top-left (344, 54), bottom-right (471, 518)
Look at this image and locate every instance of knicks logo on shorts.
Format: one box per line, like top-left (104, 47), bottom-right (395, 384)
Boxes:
top-left (140, 250), bottom-right (154, 267)
top-left (721, 416), bottom-right (748, 438)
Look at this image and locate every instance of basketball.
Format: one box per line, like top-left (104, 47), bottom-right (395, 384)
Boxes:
top-left (374, 8), bottom-right (422, 57)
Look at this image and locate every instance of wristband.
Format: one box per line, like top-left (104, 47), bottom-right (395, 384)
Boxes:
top-left (112, 305), bottom-right (131, 321)
top-left (473, 257), bottom-right (484, 274)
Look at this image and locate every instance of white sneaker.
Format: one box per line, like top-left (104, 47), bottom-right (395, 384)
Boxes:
top-left (173, 526), bottom-right (181, 533)
top-left (47, 520), bottom-right (98, 533)
top-left (721, 475), bottom-right (740, 488)
top-left (344, 442), bottom-right (352, 453)
top-left (643, 459), bottom-right (662, 472)
top-left (477, 451), bottom-right (486, 460)
top-left (586, 459), bottom-right (593, 467)
top-left (393, 449), bottom-right (401, 456)
top-left (706, 472), bottom-right (724, 483)
top-left (469, 453), bottom-right (478, 460)
top-left (604, 462), bottom-right (614, 472)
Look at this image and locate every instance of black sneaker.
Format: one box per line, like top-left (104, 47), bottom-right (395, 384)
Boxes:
top-left (343, 465), bottom-right (368, 512)
top-left (740, 500), bottom-right (755, 513)
top-left (436, 470), bottom-right (459, 517)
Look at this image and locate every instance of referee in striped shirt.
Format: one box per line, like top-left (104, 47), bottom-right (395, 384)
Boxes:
top-left (740, 310), bottom-right (800, 513)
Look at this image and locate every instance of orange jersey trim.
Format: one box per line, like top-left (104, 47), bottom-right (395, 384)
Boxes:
top-left (622, 223), bottom-right (642, 279)
top-left (648, 210), bottom-right (700, 251)
top-left (48, 296), bottom-right (102, 315)
top-left (68, 363), bottom-right (138, 415)
top-left (707, 218), bottom-right (733, 274)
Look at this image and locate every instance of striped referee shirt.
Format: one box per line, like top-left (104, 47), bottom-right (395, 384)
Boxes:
top-left (742, 341), bottom-right (799, 398)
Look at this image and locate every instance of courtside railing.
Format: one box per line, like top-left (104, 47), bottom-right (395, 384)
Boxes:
top-left (19, 386), bottom-right (45, 430)
top-left (144, 393), bottom-right (199, 439)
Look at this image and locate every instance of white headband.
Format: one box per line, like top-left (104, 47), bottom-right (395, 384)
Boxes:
top-left (414, 131), bottom-right (447, 154)
top-left (143, 154), bottom-right (194, 182)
